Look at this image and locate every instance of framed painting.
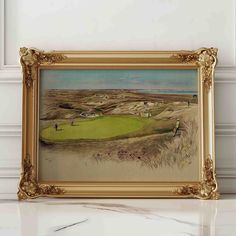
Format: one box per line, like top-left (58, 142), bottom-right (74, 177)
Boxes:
top-left (18, 48), bottom-right (219, 200)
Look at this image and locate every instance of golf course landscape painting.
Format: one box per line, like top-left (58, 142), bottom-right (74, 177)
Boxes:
top-left (38, 69), bottom-right (200, 182)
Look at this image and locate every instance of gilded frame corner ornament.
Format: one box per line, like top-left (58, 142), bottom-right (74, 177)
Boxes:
top-left (175, 155), bottom-right (219, 200)
top-left (18, 47), bottom-right (219, 200)
top-left (20, 47), bottom-right (67, 88)
top-left (172, 47), bottom-right (218, 90)
top-left (17, 154), bottom-right (65, 200)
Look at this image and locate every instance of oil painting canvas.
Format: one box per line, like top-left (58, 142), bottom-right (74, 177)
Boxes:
top-left (38, 69), bottom-right (200, 182)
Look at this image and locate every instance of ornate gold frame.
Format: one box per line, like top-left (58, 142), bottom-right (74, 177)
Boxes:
top-left (18, 48), bottom-right (219, 200)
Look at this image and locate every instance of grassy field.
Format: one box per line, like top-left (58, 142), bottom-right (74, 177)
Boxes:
top-left (40, 115), bottom-right (154, 142)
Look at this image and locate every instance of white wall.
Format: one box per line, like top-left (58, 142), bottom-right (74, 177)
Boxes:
top-left (0, 0), bottom-right (236, 199)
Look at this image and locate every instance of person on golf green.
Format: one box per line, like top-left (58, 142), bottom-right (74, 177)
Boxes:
top-left (173, 118), bottom-right (180, 137)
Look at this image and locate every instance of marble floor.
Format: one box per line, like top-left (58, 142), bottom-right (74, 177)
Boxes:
top-left (0, 195), bottom-right (236, 236)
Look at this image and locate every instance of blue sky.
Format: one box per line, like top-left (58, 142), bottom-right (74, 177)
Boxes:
top-left (40, 69), bottom-right (198, 91)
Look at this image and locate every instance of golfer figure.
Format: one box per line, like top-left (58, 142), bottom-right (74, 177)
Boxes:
top-left (173, 119), bottom-right (180, 137)
top-left (54, 123), bottom-right (58, 131)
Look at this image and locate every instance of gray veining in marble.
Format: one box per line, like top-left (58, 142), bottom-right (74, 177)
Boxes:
top-left (0, 196), bottom-right (236, 236)
top-left (54, 219), bottom-right (88, 232)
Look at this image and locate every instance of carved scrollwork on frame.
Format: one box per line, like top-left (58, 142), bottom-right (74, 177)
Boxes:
top-left (18, 48), bottom-right (218, 199)
top-left (175, 156), bottom-right (219, 200)
top-left (19, 47), bottom-right (66, 88)
top-left (173, 47), bottom-right (218, 90)
top-left (17, 154), bottom-right (65, 200)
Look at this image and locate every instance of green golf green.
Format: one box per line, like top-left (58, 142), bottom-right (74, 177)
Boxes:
top-left (41, 115), bottom-right (150, 142)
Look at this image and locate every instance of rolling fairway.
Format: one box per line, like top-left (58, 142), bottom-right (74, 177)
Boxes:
top-left (41, 115), bottom-right (150, 142)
